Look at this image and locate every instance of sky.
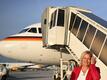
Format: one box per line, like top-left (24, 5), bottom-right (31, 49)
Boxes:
top-left (0, 0), bottom-right (107, 39)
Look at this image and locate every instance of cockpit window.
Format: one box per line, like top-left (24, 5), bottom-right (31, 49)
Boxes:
top-left (28, 28), bottom-right (37, 33)
top-left (19, 28), bottom-right (29, 33)
top-left (38, 28), bottom-right (42, 33)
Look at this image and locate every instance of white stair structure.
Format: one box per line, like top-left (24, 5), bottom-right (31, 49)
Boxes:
top-left (42, 6), bottom-right (107, 80)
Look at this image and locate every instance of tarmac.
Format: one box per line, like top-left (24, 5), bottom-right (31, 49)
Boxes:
top-left (6, 70), bottom-right (54, 80)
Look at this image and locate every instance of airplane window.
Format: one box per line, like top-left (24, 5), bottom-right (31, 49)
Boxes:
top-left (28, 28), bottom-right (37, 33)
top-left (38, 28), bottom-right (42, 33)
top-left (19, 28), bottom-right (29, 33)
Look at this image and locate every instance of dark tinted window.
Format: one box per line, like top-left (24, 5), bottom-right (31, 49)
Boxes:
top-left (44, 19), bottom-right (47, 24)
top-left (57, 9), bottom-right (64, 26)
top-left (83, 25), bottom-right (96, 48)
top-left (19, 28), bottom-right (29, 33)
top-left (91, 30), bottom-right (106, 56)
top-left (79, 11), bottom-right (107, 28)
top-left (69, 13), bottom-right (76, 30)
top-left (28, 28), bottom-right (37, 33)
top-left (50, 10), bottom-right (57, 29)
top-left (77, 20), bottom-right (88, 41)
top-left (53, 10), bottom-right (57, 27)
top-left (38, 28), bottom-right (42, 33)
top-left (100, 39), bottom-right (107, 66)
top-left (72, 16), bottom-right (81, 35)
top-left (50, 13), bottom-right (54, 29)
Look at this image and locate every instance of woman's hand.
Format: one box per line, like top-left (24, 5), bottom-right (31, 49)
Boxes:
top-left (91, 57), bottom-right (96, 64)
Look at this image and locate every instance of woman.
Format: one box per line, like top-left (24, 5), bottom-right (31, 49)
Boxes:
top-left (70, 51), bottom-right (100, 80)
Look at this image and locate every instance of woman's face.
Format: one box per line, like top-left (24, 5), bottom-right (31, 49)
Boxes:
top-left (81, 53), bottom-right (91, 67)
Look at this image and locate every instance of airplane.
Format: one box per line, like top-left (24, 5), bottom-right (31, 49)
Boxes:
top-left (0, 62), bottom-right (34, 71)
top-left (0, 62), bottom-right (47, 71)
top-left (0, 23), bottom-right (74, 65)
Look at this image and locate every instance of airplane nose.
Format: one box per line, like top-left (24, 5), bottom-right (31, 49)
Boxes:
top-left (0, 39), bottom-right (16, 58)
top-left (0, 40), bottom-right (9, 56)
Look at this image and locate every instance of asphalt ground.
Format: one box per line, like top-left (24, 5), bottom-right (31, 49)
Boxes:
top-left (6, 70), bottom-right (54, 80)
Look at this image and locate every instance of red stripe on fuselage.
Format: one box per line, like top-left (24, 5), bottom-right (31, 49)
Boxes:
top-left (2, 37), bottom-right (42, 41)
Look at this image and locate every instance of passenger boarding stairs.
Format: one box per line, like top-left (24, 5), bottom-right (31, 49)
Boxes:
top-left (42, 6), bottom-right (107, 80)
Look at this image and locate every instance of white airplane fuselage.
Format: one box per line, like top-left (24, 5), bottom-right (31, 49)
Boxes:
top-left (0, 23), bottom-right (73, 65)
